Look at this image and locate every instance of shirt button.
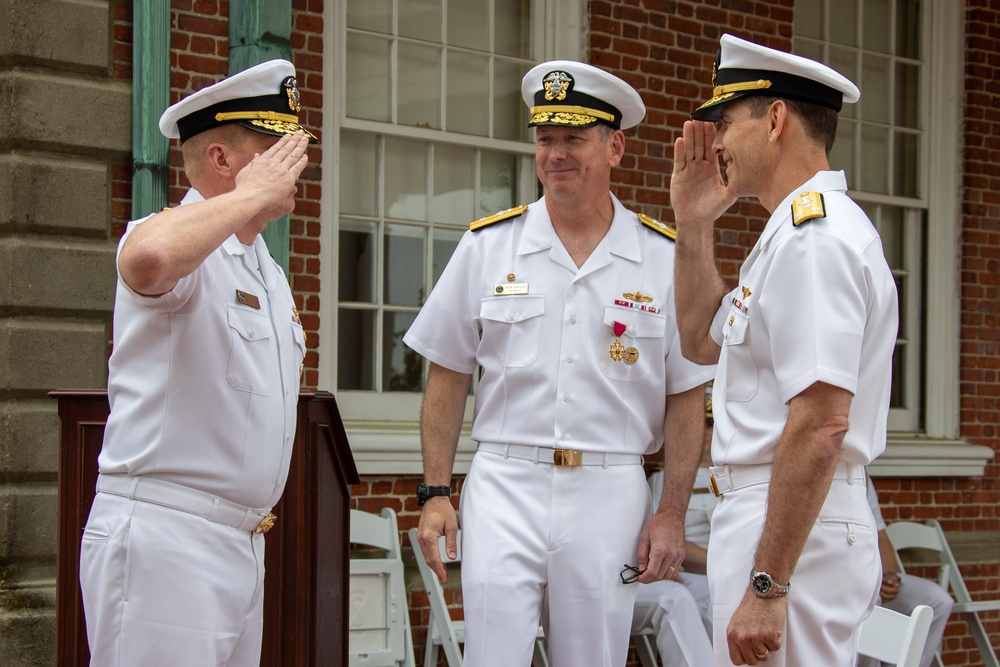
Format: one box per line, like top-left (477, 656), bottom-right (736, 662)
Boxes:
top-left (563, 394), bottom-right (570, 402)
top-left (506, 313), bottom-right (515, 322)
top-left (569, 316), bottom-right (577, 324)
top-left (248, 327), bottom-right (256, 338)
top-left (567, 355), bottom-right (574, 363)
top-left (560, 434), bottom-right (568, 442)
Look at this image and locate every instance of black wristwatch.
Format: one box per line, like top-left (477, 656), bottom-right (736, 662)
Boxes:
top-left (416, 482), bottom-right (451, 506)
top-left (750, 570), bottom-right (790, 599)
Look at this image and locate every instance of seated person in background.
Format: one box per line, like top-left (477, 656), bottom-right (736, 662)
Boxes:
top-left (858, 478), bottom-right (954, 667)
top-left (632, 399), bottom-right (715, 665)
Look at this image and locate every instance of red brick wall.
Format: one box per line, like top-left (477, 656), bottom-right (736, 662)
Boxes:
top-left (109, 1), bottom-right (999, 665)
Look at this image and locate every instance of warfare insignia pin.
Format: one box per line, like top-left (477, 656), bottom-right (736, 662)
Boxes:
top-left (742, 286), bottom-right (752, 299)
top-left (542, 71), bottom-right (573, 101)
top-left (283, 76), bottom-right (301, 112)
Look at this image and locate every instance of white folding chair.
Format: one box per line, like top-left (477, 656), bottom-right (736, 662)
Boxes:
top-left (887, 519), bottom-right (1000, 667)
top-left (857, 604), bottom-right (932, 667)
top-left (350, 508), bottom-right (417, 667)
top-left (631, 627), bottom-right (658, 667)
top-left (407, 528), bottom-right (548, 667)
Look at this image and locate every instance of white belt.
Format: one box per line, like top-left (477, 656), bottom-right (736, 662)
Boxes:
top-left (477, 443), bottom-right (642, 468)
top-left (96, 473), bottom-right (277, 534)
top-left (708, 461), bottom-right (865, 498)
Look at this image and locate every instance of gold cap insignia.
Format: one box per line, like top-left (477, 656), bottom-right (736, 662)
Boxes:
top-left (283, 76), bottom-right (301, 112)
top-left (542, 71), bottom-right (573, 101)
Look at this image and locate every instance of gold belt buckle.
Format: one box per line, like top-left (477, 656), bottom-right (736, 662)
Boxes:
top-left (708, 475), bottom-right (722, 498)
top-left (553, 449), bottom-right (583, 467)
top-left (254, 512), bottom-right (277, 534)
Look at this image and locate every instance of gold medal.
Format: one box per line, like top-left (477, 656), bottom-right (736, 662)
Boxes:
top-left (624, 347), bottom-right (639, 364)
top-left (610, 339), bottom-right (625, 362)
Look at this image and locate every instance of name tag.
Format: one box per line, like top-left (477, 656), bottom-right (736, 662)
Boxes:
top-left (236, 289), bottom-right (261, 309)
top-left (494, 283), bottom-right (528, 296)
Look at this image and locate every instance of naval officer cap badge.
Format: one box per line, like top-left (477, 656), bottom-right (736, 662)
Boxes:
top-left (522, 60), bottom-right (646, 130)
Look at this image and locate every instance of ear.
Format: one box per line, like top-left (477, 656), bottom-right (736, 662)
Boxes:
top-left (204, 142), bottom-right (237, 180)
top-left (608, 129), bottom-right (626, 168)
top-left (767, 100), bottom-right (788, 143)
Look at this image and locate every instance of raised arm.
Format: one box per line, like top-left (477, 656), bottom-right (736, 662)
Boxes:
top-left (670, 120), bottom-right (735, 364)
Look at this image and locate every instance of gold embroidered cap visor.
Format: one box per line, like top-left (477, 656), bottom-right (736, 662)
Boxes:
top-left (522, 60), bottom-right (646, 130)
top-left (691, 34), bottom-right (860, 122)
top-left (159, 59), bottom-right (319, 144)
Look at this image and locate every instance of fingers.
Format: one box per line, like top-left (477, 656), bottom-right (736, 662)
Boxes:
top-left (417, 527), bottom-right (449, 583)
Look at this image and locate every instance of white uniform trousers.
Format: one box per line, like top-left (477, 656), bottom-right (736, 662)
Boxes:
top-left (632, 578), bottom-right (713, 667)
top-left (708, 475), bottom-right (880, 666)
top-left (80, 492), bottom-right (266, 666)
top-left (459, 450), bottom-right (651, 667)
top-left (856, 572), bottom-right (954, 667)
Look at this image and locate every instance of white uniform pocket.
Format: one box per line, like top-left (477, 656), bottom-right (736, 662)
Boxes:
top-left (479, 295), bottom-right (545, 368)
top-left (721, 305), bottom-right (758, 401)
top-left (599, 305), bottom-right (666, 382)
top-left (227, 303), bottom-right (273, 395)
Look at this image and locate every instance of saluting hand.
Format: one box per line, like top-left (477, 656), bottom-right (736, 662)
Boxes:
top-left (235, 132), bottom-right (310, 226)
top-left (670, 120), bottom-right (736, 227)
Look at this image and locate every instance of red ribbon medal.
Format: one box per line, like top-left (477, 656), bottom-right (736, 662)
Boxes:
top-left (613, 321), bottom-right (626, 337)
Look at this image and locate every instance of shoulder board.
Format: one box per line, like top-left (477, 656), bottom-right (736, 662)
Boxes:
top-left (791, 191), bottom-right (826, 227)
top-left (469, 205), bottom-right (529, 232)
top-left (638, 213), bottom-right (677, 241)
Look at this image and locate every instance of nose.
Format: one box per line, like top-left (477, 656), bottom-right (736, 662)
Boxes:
top-left (712, 131), bottom-right (724, 155)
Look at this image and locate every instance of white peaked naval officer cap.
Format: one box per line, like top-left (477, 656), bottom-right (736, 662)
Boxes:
top-left (522, 60), bottom-right (646, 130)
top-left (158, 59), bottom-right (318, 144)
top-left (691, 34), bottom-right (860, 122)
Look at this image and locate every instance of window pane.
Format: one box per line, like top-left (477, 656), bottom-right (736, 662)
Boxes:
top-left (794, 0), bottom-right (823, 39)
top-left (894, 131), bottom-right (919, 198)
top-left (896, 0), bottom-right (921, 58)
top-left (829, 0), bottom-right (858, 46)
top-left (864, 0), bottom-right (893, 54)
top-left (860, 125), bottom-right (889, 194)
top-left (338, 308), bottom-right (376, 390)
top-left (432, 144), bottom-right (476, 225)
top-left (795, 40), bottom-right (824, 62)
top-left (878, 205), bottom-right (905, 268)
top-left (384, 223), bottom-right (426, 306)
top-left (384, 311), bottom-right (422, 392)
top-left (495, 0), bottom-right (533, 58)
top-left (433, 228), bottom-right (464, 285)
top-left (861, 53), bottom-right (891, 123)
top-left (447, 52), bottom-right (490, 136)
top-left (481, 150), bottom-right (520, 217)
top-left (339, 218), bottom-right (378, 302)
top-left (347, 0), bottom-right (391, 33)
top-left (400, 0), bottom-right (442, 43)
top-left (894, 62), bottom-right (920, 129)
top-left (347, 34), bottom-right (392, 122)
top-left (829, 47), bottom-right (858, 120)
top-left (339, 132), bottom-right (379, 216)
top-left (448, 0), bottom-right (490, 51)
top-left (890, 342), bottom-right (906, 408)
top-left (829, 119), bottom-right (856, 180)
top-left (385, 138), bottom-right (428, 221)
top-left (398, 43), bottom-right (442, 129)
top-left (495, 60), bottom-right (528, 141)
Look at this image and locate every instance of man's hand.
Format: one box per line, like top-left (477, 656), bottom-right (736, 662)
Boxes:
top-left (727, 591), bottom-right (786, 665)
top-left (415, 496), bottom-right (460, 583)
top-left (670, 120), bottom-right (736, 226)
top-left (235, 132), bottom-right (310, 226)
top-left (635, 510), bottom-right (686, 584)
top-left (880, 572), bottom-right (901, 602)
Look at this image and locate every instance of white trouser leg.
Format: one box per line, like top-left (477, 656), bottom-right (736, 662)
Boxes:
top-left (632, 580), bottom-right (714, 667)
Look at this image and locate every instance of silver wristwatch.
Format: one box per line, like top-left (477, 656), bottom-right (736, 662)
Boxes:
top-left (750, 570), bottom-right (790, 598)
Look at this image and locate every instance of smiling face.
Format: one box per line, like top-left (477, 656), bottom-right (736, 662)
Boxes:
top-left (712, 99), bottom-right (771, 199)
top-left (534, 124), bottom-right (623, 200)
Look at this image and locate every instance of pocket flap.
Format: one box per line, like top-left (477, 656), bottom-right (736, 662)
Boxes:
top-left (603, 305), bottom-right (665, 339)
top-left (227, 303), bottom-right (272, 341)
top-left (480, 295), bottom-right (545, 323)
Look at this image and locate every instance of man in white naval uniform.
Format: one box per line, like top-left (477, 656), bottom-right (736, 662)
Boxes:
top-left (80, 60), bottom-right (314, 666)
top-left (670, 35), bottom-right (898, 665)
top-left (405, 61), bottom-right (715, 667)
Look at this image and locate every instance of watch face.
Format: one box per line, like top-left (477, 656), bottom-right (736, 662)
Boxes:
top-left (751, 573), bottom-right (771, 595)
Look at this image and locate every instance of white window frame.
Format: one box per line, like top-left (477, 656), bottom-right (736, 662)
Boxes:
top-left (318, 0), bottom-right (585, 473)
top-left (797, 0), bottom-right (990, 475)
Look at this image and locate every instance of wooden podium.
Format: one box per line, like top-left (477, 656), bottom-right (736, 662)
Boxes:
top-left (51, 390), bottom-right (359, 667)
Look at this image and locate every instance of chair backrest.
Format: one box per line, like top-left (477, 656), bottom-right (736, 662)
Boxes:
top-left (349, 508), bottom-right (416, 667)
top-left (885, 520), bottom-right (951, 592)
top-left (407, 528), bottom-right (464, 667)
top-left (857, 604), bottom-right (933, 667)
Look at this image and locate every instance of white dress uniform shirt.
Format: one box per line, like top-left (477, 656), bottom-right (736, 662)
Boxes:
top-left (404, 193), bottom-right (714, 456)
top-left (709, 170), bottom-right (898, 467)
top-left (100, 188), bottom-right (306, 508)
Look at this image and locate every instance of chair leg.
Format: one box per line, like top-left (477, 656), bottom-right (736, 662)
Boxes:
top-left (424, 639), bottom-right (437, 667)
top-left (532, 638), bottom-right (549, 667)
top-left (635, 634), bottom-right (659, 667)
